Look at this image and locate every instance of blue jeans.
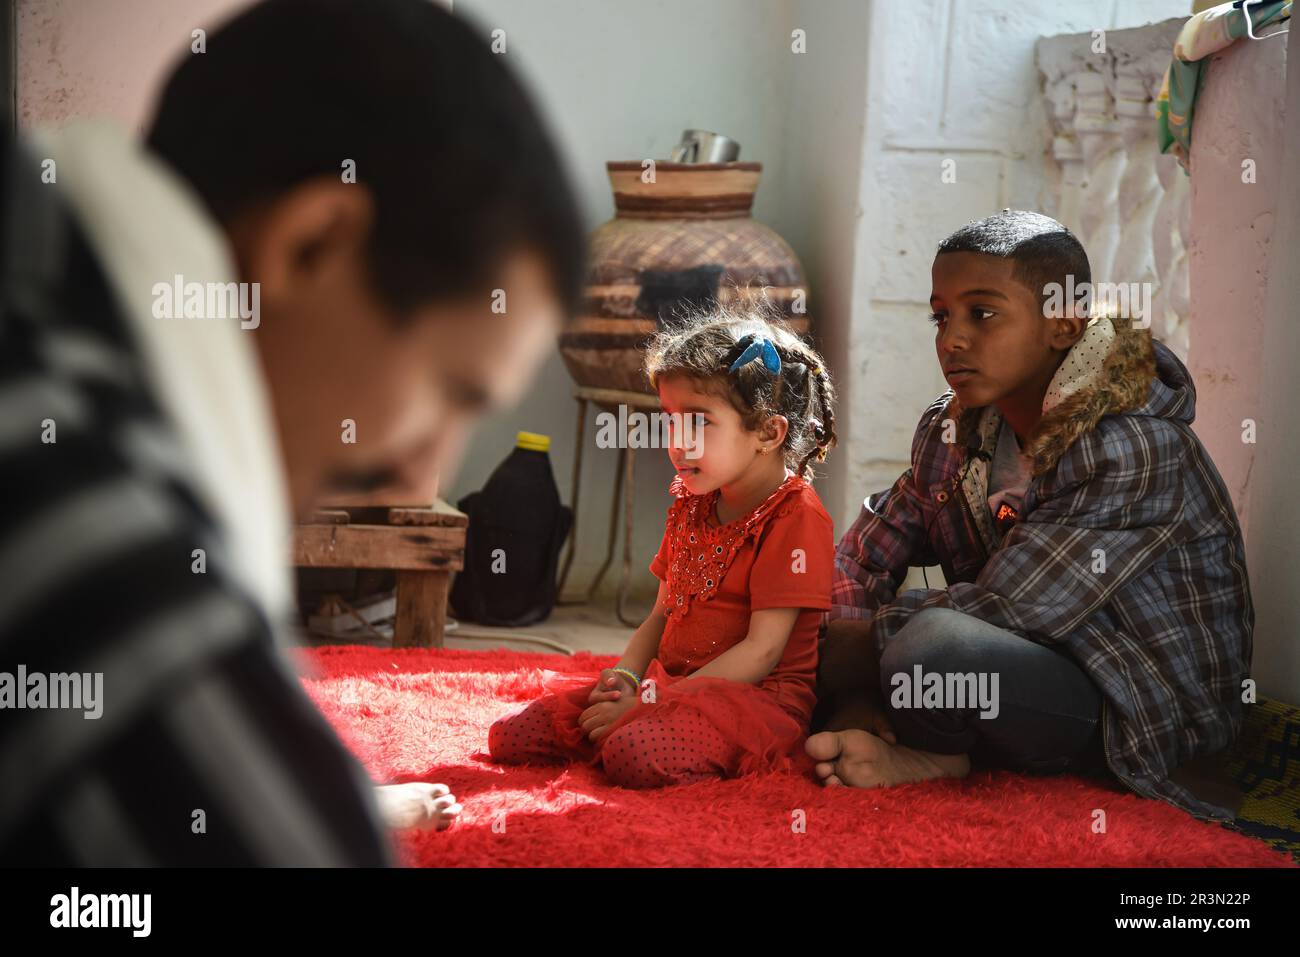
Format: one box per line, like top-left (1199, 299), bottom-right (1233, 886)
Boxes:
top-left (874, 608), bottom-right (1104, 773)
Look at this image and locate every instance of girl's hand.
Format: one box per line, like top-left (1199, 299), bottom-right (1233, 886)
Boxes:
top-left (587, 668), bottom-right (637, 705)
top-left (579, 693), bottom-right (639, 743)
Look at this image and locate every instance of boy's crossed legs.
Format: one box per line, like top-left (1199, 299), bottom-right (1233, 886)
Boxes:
top-left (809, 607), bottom-right (1103, 788)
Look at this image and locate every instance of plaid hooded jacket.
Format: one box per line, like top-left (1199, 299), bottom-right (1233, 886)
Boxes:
top-left (829, 315), bottom-right (1254, 821)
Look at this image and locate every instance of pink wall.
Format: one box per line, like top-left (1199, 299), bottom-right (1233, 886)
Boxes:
top-left (1188, 32), bottom-right (1288, 535)
top-left (1245, 22), bottom-right (1300, 704)
top-left (16, 0), bottom-right (253, 133)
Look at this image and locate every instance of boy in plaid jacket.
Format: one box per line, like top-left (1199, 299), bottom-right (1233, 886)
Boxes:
top-left (810, 210), bottom-right (1253, 821)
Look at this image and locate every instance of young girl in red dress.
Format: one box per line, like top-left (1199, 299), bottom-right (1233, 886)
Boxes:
top-left (488, 307), bottom-right (838, 787)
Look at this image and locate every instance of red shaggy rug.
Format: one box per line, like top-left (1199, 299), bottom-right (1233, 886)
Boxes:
top-left (298, 645), bottom-right (1294, 868)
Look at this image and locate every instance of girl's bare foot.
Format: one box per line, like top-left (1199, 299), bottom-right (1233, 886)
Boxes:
top-left (805, 729), bottom-right (970, 788)
top-left (374, 782), bottom-right (462, 831)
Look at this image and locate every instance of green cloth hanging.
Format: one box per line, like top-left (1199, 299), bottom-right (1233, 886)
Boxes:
top-left (1156, 0), bottom-right (1291, 172)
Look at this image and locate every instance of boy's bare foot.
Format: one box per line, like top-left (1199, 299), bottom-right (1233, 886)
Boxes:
top-left (805, 729), bottom-right (970, 788)
top-left (374, 782), bottom-right (462, 831)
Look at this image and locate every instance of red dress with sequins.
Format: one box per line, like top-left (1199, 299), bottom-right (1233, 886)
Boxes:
top-left (526, 472), bottom-right (834, 779)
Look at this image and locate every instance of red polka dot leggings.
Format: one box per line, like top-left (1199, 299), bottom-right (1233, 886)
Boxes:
top-left (489, 697), bottom-right (742, 788)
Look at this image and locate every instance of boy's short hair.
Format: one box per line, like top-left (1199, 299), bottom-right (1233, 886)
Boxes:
top-left (146, 0), bottom-right (585, 319)
top-left (936, 210), bottom-right (1090, 314)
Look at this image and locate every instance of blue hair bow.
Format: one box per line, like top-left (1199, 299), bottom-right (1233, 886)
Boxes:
top-left (727, 334), bottom-right (781, 376)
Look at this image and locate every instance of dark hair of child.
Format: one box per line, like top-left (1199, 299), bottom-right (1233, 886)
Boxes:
top-left (644, 298), bottom-right (837, 481)
top-left (936, 209), bottom-right (1091, 312)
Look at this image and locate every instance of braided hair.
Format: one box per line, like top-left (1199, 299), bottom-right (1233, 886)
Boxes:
top-left (644, 298), bottom-right (837, 481)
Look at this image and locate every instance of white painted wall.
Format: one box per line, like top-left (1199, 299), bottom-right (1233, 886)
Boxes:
top-left (774, 0), bottom-right (873, 552)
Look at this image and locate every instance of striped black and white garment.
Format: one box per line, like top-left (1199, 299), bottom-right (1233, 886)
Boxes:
top-left (0, 132), bottom-right (392, 866)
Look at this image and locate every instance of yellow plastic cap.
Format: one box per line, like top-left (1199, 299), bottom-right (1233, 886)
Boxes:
top-left (516, 431), bottom-right (551, 452)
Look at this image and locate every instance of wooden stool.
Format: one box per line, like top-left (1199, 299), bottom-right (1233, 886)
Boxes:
top-left (292, 496), bottom-right (467, 648)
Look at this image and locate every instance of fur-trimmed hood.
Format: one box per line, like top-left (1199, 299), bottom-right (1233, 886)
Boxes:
top-left (944, 315), bottom-right (1190, 478)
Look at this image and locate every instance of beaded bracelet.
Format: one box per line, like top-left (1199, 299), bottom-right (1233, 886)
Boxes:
top-left (611, 667), bottom-right (642, 693)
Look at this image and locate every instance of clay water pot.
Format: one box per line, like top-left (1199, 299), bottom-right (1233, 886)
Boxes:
top-left (561, 161), bottom-right (812, 396)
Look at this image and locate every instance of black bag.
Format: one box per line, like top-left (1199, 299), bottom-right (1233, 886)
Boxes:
top-left (450, 432), bottom-right (572, 627)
